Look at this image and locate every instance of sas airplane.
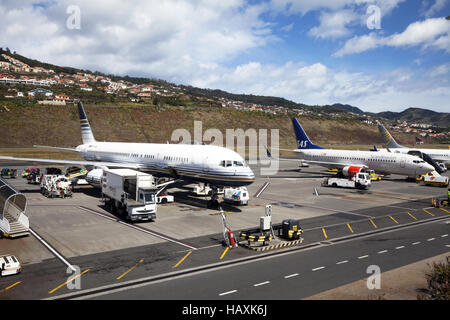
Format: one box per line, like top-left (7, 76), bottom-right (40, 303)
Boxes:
top-left (378, 122), bottom-right (449, 169)
top-left (267, 118), bottom-right (434, 178)
top-left (0, 102), bottom-right (255, 203)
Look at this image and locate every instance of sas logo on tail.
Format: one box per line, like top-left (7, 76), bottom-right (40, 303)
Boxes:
top-left (298, 140), bottom-right (309, 148)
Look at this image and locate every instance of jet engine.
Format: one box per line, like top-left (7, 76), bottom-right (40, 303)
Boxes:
top-left (85, 168), bottom-right (104, 188)
top-left (342, 166), bottom-right (365, 177)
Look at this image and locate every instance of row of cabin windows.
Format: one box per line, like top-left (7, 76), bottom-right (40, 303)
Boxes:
top-left (310, 155), bottom-right (398, 163)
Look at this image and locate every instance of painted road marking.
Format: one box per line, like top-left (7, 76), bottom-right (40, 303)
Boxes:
top-left (369, 218), bottom-right (378, 229)
top-left (0, 281), bottom-right (22, 293)
top-left (284, 273), bottom-right (299, 279)
top-left (173, 251), bottom-right (192, 269)
top-left (117, 259), bottom-right (144, 280)
top-left (407, 212), bottom-right (417, 221)
top-left (389, 216), bottom-right (399, 224)
top-left (423, 209), bottom-right (435, 217)
top-left (378, 250), bottom-right (388, 254)
top-left (312, 266), bottom-right (325, 271)
top-left (412, 242), bottom-right (421, 245)
top-left (49, 269), bottom-right (89, 294)
top-left (395, 246), bottom-right (405, 250)
top-left (219, 290), bottom-right (237, 296)
top-left (441, 234), bottom-right (448, 238)
top-left (440, 208), bottom-right (450, 214)
top-left (254, 281), bottom-right (270, 287)
top-left (322, 228), bottom-right (328, 239)
top-left (336, 260), bottom-right (348, 265)
top-left (358, 255), bottom-right (369, 259)
top-left (220, 247), bottom-right (229, 260)
top-left (347, 224), bottom-right (354, 233)
top-left (427, 238), bottom-right (435, 242)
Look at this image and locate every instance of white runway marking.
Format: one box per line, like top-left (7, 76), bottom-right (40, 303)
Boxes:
top-left (378, 250), bottom-right (388, 254)
top-left (219, 290), bottom-right (237, 296)
top-left (336, 260), bottom-right (348, 265)
top-left (358, 255), bottom-right (369, 259)
top-left (412, 242), bottom-right (421, 245)
top-left (395, 246), bottom-right (405, 250)
top-left (427, 238), bottom-right (435, 242)
top-left (312, 266), bottom-right (325, 271)
top-left (254, 281), bottom-right (270, 287)
top-left (284, 273), bottom-right (299, 279)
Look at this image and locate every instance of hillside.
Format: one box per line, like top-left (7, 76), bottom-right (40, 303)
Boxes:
top-left (375, 108), bottom-right (450, 128)
top-left (0, 103), bottom-right (423, 150)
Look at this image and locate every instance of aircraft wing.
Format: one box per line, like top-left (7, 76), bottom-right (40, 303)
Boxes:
top-left (0, 156), bottom-right (142, 169)
top-left (301, 160), bottom-right (368, 169)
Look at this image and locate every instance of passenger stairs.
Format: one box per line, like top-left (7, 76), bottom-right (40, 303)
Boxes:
top-left (0, 178), bottom-right (30, 238)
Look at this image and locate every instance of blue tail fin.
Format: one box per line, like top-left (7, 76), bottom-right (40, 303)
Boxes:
top-left (77, 101), bottom-right (96, 144)
top-left (291, 118), bottom-right (323, 149)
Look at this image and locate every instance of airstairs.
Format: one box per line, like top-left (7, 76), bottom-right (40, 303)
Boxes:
top-left (0, 178), bottom-right (29, 238)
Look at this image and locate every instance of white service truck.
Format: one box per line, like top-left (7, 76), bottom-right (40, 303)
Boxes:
top-left (322, 172), bottom-right (371, 190)
top-left (223, 186), bottom-right (250, 205)
top-left (102, 169), bottom-right (158, 222)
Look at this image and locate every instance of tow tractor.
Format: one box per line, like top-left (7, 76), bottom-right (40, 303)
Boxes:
top-left (368, 170), bottom-right (382, 181)
top-left (322, 172), bottom-right (371, 189)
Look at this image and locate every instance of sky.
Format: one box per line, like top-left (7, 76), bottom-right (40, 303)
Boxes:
top-left (0, 0), bottom-right (449, 113)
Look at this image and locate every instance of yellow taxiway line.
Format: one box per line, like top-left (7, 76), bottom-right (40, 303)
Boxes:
top-left (389, 215), bottom-right (399, 224)
top-left (347, 224), bottom-right (354, 233)
top-left (220, 247), bottom-right (229, 260)
top-left (407, 212), bottom-right (417, 221)
top-left (369, 218), bottom-right (378, 229)
top-left (117, 259), bottom-right (144, 280)
top-left (173, 251), bottom-right (192, 269)
top-left (322, 228), bottom-right (328, 239)
top-left (440, 207), bottom-right (450, 214)
top-left (0, 281), bottom-right (22, 293)
top-left (49, 269), bottom-right (89, 294)
top-left (423, 209), bottom-right (435, 217)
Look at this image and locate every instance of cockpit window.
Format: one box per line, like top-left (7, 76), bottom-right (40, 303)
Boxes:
top-left (233, 161), bottom-right (244, 167)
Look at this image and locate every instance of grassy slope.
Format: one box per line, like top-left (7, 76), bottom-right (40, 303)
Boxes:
top-left (0, 103), bottom-right (445, 154)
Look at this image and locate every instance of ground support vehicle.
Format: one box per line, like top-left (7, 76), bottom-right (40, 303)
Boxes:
top-left (322, 172), bottom-right (371, 189)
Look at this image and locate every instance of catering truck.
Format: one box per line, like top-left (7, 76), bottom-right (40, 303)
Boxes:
top-left (322, 172), bottom-right (371, 190)
top-left (102, 169), bottom-right (157, 222)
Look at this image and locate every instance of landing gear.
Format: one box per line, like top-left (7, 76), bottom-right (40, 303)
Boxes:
top-left (207, 186), bottom-right (220, 209)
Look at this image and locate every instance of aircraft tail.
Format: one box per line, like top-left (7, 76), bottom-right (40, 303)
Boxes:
top-left (77, 101), bottom-right (96, 144)
top-left (291, 118), bottom-right (323, 150)
top-left (377, 122), bottom-right (403, 148)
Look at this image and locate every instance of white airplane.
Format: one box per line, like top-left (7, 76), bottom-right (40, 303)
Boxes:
top-left (0, 102), bottom-right (255, 195)
top-left (267, 118), bottom-right (435, 178)
top-left (378, 122), bottom-right (450, 169)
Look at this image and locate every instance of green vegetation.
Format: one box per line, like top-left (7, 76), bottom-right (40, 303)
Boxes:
top-left (417, 256), bottom-right (449, 300)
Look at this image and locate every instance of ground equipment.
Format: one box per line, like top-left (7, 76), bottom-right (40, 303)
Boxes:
top-left (223, 186), bottom-right (249, 205)
top-left (322, 172), bottom-right (371, 189)
top-left (0, 168), bottom-right (17, 179)
top-left (40, 175), bottom-right (73, 198)
top-left (102, 169), bottom-right (157, 222)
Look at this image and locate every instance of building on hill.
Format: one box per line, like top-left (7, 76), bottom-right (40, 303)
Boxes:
top-left (28, 88), bottom-right (53, 97)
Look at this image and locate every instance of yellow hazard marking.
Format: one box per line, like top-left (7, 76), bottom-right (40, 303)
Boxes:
top-left (440, 208), bottom-right (450, 214)
top-left (49, 269), bottom-right (89, 294)
top-left (173, 251), bottom-right (192, 269)
top-left (389, 216), bottom-right (399, 224)
top-left (322, 228), bottom-right (328, 239)
top-left (0, 281), bottom-right (22, 293)
top-left (347, 224), bottom-right (354, 233)
top-left (369, 218), bottom-right (378, 229)
top-left (220, 247), bottom-right (229, 260)
top-left (423, 209), bottom-right (435, 217)
top-left (407, 212), bottom-right (417, 221)
top-left (117, 260), bottom-right (144, 280)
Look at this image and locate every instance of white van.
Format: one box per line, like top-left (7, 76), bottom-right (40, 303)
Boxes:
top-left (223, 187), bottom-right (249, 205)
top-left (0, 255), bottom-right (21, 277)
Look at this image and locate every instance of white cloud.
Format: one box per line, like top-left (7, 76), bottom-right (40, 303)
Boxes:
top-left (422, 0), bottom-right (448, 18)
top-left (309, 9), bottom-right (358, 39)
top-left (334, 17), bottom-right (450, 56)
